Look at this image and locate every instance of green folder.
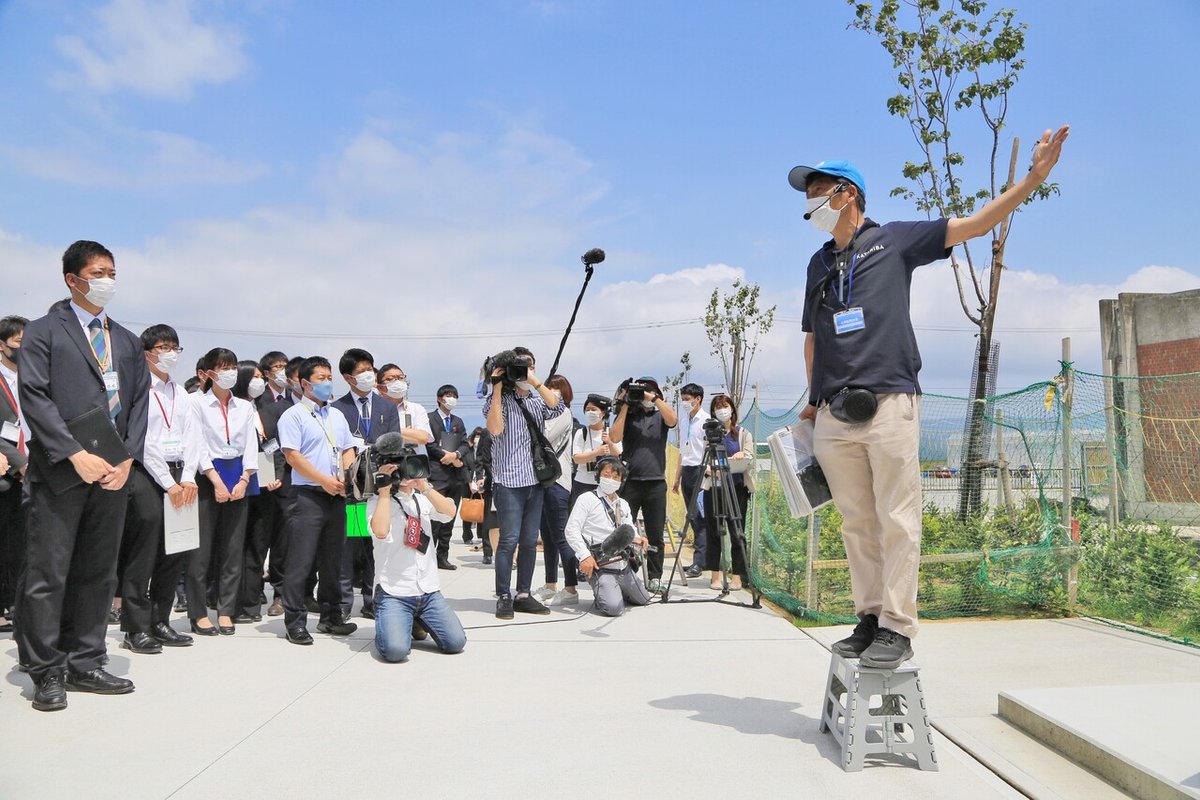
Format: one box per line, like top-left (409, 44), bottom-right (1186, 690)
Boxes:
top-left (346, 502), bottom-right (370, 538)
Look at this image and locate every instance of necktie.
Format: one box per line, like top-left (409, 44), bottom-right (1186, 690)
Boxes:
top-left (88, 318), bottom-right (121, 419)
top-left (444, 414), bottom-right (451, 433)
top-left (360, 396), bottom-right (369, 422)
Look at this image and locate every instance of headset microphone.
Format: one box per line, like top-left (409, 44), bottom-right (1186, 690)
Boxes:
top-left (803, 182), bottom-right (849, 220)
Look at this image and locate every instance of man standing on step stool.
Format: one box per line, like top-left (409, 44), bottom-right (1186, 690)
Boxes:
top-left (791, 125), bottom-right (1069, 668)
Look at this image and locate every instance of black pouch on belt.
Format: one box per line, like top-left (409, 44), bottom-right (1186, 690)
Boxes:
top-left (828, 388), bottom-right (878, 424)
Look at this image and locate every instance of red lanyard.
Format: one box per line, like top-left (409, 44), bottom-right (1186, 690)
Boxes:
top-left (217, 395), bottom-right (233, 444)
top-left (152, 382), bottom-right (176, 430)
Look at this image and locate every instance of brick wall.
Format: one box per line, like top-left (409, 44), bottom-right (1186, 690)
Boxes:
top-left (1135, 337), bottom-right (1200, 503)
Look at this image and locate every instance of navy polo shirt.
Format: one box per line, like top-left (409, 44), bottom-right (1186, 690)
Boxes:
top-left (801, 217), bottom-right (951, 405)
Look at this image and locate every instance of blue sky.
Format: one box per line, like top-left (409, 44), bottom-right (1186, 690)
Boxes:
top-left (1, 0), bottom-right (1197, 421)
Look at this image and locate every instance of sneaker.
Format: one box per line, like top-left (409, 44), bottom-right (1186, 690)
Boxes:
top-left (107, 607), bottom-right (122, 626)
top-left (859, 627), bottom-right (913, 669)
top-left (315, 615), bottom-right (358, 636)
top-left (547, 589), bottom-right (580, 607)
top-left (683, 564), bottom-right (704, 579)
top-left (495, 595), bottom-right (514, 620)
top-left (531, 585), bottom-right (556, 602)
top-left (831, 613), bottom-right (879, 658)
top-left (647, 579), bottom-right (664, 594)
top-left (512, 595), bottom-right (550, 615)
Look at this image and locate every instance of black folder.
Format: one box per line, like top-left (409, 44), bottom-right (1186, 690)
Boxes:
top-left (28, 406), bottom-right (132, 494)
top-left (438, 430), bottom-right (463, 453)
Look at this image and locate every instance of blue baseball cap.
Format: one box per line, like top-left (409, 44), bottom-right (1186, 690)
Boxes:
top-left (788, 160), bottom-right (867, 196)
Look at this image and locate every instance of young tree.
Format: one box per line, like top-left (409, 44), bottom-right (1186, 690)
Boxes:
top-left (849, 0), bottom-right (1059, 517)
top-left (703, 279), bottom-right (776, 410)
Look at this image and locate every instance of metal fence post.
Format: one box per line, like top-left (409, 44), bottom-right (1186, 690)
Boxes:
top-left (1062, 338), bottom-right (1078, 609)
top-left (805, 511), bottom-right (819, 611)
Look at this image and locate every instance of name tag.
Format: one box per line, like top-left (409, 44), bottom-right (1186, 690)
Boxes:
top-left (1, 420), bottom-right (19, 443)
top-left (161, 436), bottom-right (183, 459)
top-left (104, 371), bottom-right (121, 391)
top-left (833, 307), bottom-right (866, 335)
top-left (261, 437), bottom-right (280, 454)
top-left (221, 445), bottom-right (240, 459)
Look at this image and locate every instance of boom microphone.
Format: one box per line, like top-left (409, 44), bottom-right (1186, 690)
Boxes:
top-left (582, 248), bottom-right (606, 267)
top-left (599, 523), bottom-right (636, 558)
top-left (803, 183), bottom-right (848, 220)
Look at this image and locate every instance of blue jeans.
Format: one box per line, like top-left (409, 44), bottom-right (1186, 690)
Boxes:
top-left (540, 483), bottom-right (577, 587)
top-left (493, 483), bottom-right (544, 597)
top-left (373, 587), bottom-right (466, 663)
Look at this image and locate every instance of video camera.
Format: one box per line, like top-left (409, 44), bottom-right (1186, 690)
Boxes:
top-left (346, 432), bottom-right (431, 500)
top-left (615, 377), bottom-right (660, 408)
top-left (703, 416), bottom-right (726, 446)
top-left (476, 349), bottom-right (534, 398)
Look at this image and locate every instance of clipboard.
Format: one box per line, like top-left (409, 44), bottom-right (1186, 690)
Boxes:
top-left (163, 495), bottom-right (200, 554)
top-left (27, 406), bottom-right (131, 494)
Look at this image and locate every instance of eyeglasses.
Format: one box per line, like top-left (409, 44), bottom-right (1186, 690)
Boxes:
top-left (151, 345), bottom-right (184, 354)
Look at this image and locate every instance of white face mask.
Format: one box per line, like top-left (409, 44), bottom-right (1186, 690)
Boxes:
top-left (77, 276), bottom-right (117, 308)
top-left (247, 377), bottom-right (267, 398)
top-left (715, 407), bottom-right (733, 423)
top-left (214, 369), bottom-right (238, 390)
top-left (598, 476), bottom-right (621, 496)
top-left (641, 399), bottom-right (655, 411)
top-left (585, 409), bottom-right (603, 426)
top-left (516, 381), bottom-right (533, 392)
top-left (805, 194), bottom-right (844, 234)
top-left (272, 369), bottom-right (287, 387)
top-left (386, 380), bottom-right (408, 399)
top-left (156, 350), bottom-right (179, 371)
top-left (353, 371), bottom-right (376, 393)
top-left (441, 396), bottom-right (458, 411)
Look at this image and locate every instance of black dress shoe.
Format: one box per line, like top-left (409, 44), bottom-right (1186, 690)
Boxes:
top-left (286, 626), bottom-right (313, 645)
top-left (33, 674), bottom-right (67, 711)
top-left (107, 607), bottom-right (123, 626)
top-left (316, 615), bottom-right (357, 636)
top-left (304, 597), bottom-right (320, 613)
top-left (482, 555), bottom-right (493, 565)
top-left (234, 614), bottom-right (255, 624)
top-left (436, 557), bottom-right (458, 571)
top-left (65, 668), bottom-right (134, 695)
top-left (151, 622), bottom-right (193, 647)
top-left (683, 564), bottom-right (704, 578)
top-left (190, 620), bottom-right (219, 637)
top-left (361, 607), bottom-right (375, 620)
top-left (121, 631), bottom-right (163, 654)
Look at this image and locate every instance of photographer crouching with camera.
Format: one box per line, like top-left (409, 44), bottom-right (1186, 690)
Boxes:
top-left (363, 434), bottom-right (466, 663)
top-left (565, 458), bottom-right (652, 616)
top-left (608, 377), bottom-right (677, 593)
top-left (481, 347), bottom-right (566, 619)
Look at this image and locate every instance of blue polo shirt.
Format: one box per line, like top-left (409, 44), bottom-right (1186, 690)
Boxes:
top-left (278, 399), bottom-right (357, 487)
top-left (801, 218), bottom-right (951, 405)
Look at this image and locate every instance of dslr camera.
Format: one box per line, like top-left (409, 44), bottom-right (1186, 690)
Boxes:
top-left (477, 349), bottom-right (534, 397)
top-left (346, 432), bottom-right (431, 499)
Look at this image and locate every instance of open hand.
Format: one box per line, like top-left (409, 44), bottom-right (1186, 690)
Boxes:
top-left (1030, 125), bottom-right (1070, 182)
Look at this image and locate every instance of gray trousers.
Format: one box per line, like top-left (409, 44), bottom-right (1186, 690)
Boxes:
top-left (589, 566), bottom-right (653, 617)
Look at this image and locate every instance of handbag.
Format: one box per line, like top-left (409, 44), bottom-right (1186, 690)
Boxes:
top-left (516, 398), bottom-right (563, 488)
top-left (459, 492), bottom-right (485, 524)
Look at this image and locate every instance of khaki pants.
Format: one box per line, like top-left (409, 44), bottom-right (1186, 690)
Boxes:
top-left (813, 393), bottom-right (921, 639)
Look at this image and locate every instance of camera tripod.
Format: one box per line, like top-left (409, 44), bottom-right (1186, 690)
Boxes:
top-left (660, 435), bottom-right (761, 609)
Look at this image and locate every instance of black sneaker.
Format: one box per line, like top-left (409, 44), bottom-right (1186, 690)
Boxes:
top-left (495, 595), bottom-right (514, 620)
top-left (316, 615), bottom-right (357, 636)
top-left (831, 613), bottom-right (878, 658)
top-left (859, 627), bottom-right (913, 669)
top-left (512, 595), bottom-right (550, 615)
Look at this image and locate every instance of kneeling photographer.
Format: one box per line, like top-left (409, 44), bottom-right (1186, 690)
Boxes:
top-left (364, 435), bottom-right (466, 663)
top-left (565, 458), bottom-right (652, 617)
top-left (608, 376), bottom-right (677, 593)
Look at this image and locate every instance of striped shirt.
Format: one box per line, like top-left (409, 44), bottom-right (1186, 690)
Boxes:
top-left (482, 390), bottom-right (565, 488)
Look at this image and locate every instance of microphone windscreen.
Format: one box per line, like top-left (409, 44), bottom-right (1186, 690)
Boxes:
top-left (600, 523), bottom-right (636, 557)
top-left (582, 248), bottom-right (606, 265)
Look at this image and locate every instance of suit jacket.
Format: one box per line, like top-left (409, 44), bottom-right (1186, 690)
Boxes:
top-left (426, 409), bottom-right (470, 490)
top-left (0, 370), bottom-right (27, 476)
top-left (258, 393), bottom-right (295, 490)
top-left (332, 391), bottom-right (400, 447)
top-left (19, 301), bottom-right (150, 490)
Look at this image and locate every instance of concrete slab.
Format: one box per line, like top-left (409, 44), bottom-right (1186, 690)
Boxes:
top-left (1000, 684), bottom-right (1200, 800)
top-left (0, 543), bottom-right (1019, 800)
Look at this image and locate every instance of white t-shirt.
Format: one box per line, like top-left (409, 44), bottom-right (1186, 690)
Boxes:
top-left (571, 425), bottom-right (623, 485)
top-left (369, 490), bottom-right (453, 598)
top-left (544, 411), bottom-right (574, 492)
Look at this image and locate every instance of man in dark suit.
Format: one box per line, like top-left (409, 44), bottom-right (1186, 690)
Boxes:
top-left (427, 384), bottom-right (470, 570)
top-left (0, 315), bottom-right (29, 638)
top-left (17, 240), bottom-right (150, 711)
top-left (332, 348), bottom-right (400, 618)
top-left (257, 354), bottom-right (298, 616)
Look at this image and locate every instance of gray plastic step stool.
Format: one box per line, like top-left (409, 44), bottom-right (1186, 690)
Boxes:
top-left (818, 652), bottom-right (938, 772)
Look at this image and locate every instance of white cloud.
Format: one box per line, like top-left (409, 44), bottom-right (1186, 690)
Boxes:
top-left (55, 0), bottom-right (248, 101)
top-left (3, 128), bottom-right (268, 189)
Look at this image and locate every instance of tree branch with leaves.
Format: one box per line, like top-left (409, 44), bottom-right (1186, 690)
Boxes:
top-left (703, 279), bottom-right (776, 410)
